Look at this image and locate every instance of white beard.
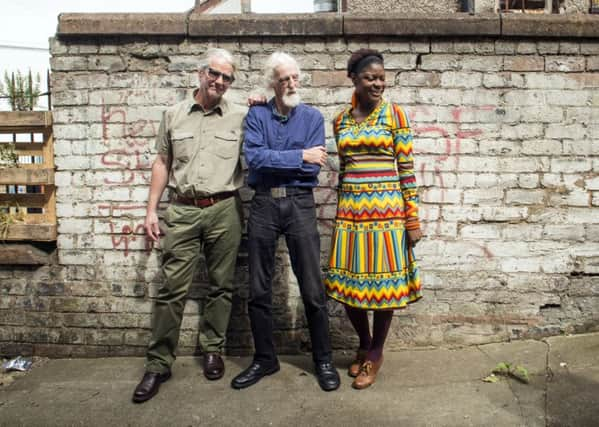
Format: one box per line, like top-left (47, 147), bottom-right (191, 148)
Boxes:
top-left (282, 93), bottom-right (301, 108)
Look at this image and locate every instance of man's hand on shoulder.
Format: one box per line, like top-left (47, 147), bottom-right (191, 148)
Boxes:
top-left (302, 146), bottom-right (328, 167)
top-left (247, 94), bottom-right (267, 107)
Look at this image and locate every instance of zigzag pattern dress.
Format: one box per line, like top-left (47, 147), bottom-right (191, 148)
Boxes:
top-left (324, 100), bottom-right (422, 310)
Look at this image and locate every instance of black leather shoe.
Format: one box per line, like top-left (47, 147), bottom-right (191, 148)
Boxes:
top-left (132, 371), bottom-right (171, 403)
top-left (315, 362), bottom-right (340, 392)
top-left (203, 352), bottom-right (225, 380)
top-left (231, 361), bottom-right (280, 389)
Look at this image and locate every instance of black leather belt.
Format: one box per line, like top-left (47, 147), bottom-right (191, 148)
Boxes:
top-left (254, 187), bottom-right (312, 199)
top-left (174, 191), bottom-right (236, 208)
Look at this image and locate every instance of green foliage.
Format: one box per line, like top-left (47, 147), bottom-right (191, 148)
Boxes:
top-left (492, 362), bottom-right (511, 375)
top-left (0, 143), bottom-right (18, 168)
top-left (511, 365), bottom-right (530, 383)
top-left (0, 70), bottom-right (41, 111)
top-left (482, 373), bottom-right (499, 383)
top-left (0, 205), bottom-right (26, 241)
top-left (484, 362), bottom-right (530, 384)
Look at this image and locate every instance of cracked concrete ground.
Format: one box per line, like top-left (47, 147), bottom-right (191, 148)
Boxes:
top-left (1, 332), bottom-right (598, 427)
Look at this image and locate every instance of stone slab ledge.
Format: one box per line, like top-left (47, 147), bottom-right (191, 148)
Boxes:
top-left (344, 13), bottom-right (500, 36)
top-left (502, 14), bottom-right (599, 38)
top-left (57, 13), bottom-right (188, 36)
top-left (56, 12), bottom-right (599, 39)
top-left (189, 13), bottom-right (342, 36)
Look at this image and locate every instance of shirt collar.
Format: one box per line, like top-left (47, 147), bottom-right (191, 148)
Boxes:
top-left (187, 88), bottom-right (228, 116)
top-left (269, 98), bottom-right (299, 123)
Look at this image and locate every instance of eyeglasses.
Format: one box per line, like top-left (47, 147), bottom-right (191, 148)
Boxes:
top-left (205, 67), bottom-right (234, 84)
top-left (277, 74), bottom-right (300, 85)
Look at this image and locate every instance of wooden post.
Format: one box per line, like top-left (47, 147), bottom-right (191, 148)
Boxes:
top-left (43, 127), bottom-right (55, 227)
top-left (46, 70), bottom-right (52, 110)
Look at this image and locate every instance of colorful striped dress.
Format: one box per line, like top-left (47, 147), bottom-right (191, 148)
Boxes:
top-left (324, 100), bottom-right (422, 310)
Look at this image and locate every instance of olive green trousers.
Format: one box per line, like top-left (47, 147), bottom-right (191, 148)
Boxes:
top-left (145, 196), bottom-right (242, 373)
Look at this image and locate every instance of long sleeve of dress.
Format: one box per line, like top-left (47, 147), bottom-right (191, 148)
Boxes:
top-left (391, 104), bottom-right (420, 231)
top-left (332, 114), bottom-right (346, 185)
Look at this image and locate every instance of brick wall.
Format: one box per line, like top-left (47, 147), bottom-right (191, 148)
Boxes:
top-left (1, 13), bottom-right (598, 357)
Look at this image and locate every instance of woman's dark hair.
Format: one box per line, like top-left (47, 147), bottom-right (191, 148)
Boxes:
top-left (347, 48), bottom-right (384, 77)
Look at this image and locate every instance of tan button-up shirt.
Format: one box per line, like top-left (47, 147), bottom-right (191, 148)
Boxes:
top-left (155, 91), bottom-right (247, 197)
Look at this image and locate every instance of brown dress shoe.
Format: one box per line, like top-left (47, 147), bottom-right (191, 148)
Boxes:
top-left (132, 371), bottom-right (171, 403)
top-left (352, 356), bottom-right (384, 390)
top-left (203, 352), bottom-right (225, 380)
top-left (348, 349), bottom-right (368, 377)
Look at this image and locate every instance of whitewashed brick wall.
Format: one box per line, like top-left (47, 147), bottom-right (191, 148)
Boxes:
top-left (1, 32), bottom-right (598, 357)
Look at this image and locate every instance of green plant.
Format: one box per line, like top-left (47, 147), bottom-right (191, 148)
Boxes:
top-left (483, 362), bottom-right (530, 384)
top-left (0, 70), bottom-right (41, 111)
top-left (0, 143), bottom-right (18, 168)
top-left (0, 206), bottom-right (26, 240)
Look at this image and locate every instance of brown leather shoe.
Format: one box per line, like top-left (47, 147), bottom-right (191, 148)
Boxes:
top-left (203, 352), bottom-right (225, 380)
top-left (132, 371), bottom-right (171, 403)
top-left (348, 349), bottom-right (368, 377)
top-left (352, 356), bottom-right (383, 390)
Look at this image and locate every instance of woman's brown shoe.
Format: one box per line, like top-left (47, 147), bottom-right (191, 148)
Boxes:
top-left (352, 356), bottom-right (383, 389)
top-left (348, 349), bottom-right (368, 377)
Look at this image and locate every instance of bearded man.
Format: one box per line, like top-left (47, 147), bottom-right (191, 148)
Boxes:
top-left (231, 52), bottom-right (340, 392)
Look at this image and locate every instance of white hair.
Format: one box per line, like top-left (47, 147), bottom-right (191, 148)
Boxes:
top-left (198, 48), bottom-right (237, 78)
top-left (263, 52), bottom-right (301, 87)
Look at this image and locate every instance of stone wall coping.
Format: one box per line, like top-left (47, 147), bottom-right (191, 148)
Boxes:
top-left (344, 13), bottom-right (501, 36)
top-left (189, 13), bottom-right (343, 36)
top-left (57, 13), bottom-right (188, 36)
top-left (56, 12), bottom-right (599, 39)
top-left (501, 14), bottom-right (599, 38)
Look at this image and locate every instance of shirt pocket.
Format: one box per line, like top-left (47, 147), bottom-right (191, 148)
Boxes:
top-left (210, 131), bottom-right (240, 159)
top-left (171, 131), bottom-right (194, 163)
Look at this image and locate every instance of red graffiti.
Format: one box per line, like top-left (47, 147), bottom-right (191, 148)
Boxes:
top-left (107, 222), bottom-right (152, 257)
top-left (100, 102), bottom-right (156, 185)
top-left (101, 105), bottom-right (126, 141)
top-left (100, 149), bottom-right (151, 184)
top-left (98, 101), bottom-right (158, 258)
top-left (410, 105), bottom-right (496, 258)
top-left (97, 204), bottom-right (151, 257)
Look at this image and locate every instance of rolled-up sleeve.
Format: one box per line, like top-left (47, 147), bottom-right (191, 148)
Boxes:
top-left (155, 111), bottom-right (170, 155)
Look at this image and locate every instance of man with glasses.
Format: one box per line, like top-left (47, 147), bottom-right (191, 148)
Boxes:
top-left (231, 52), bottom-right (340, 392)
top-left (132, 48), bottom-right (246, 403)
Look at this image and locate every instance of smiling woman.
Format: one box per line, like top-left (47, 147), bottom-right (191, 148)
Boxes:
top-left (324, 48), bottom-right (423, 390)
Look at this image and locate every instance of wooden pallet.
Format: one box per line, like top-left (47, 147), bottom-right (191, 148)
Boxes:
top-left (0, 111), bottom-right (56, 245)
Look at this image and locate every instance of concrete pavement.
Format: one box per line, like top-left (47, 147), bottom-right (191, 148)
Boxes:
top-left (1, 332), bottom-right (598, 426)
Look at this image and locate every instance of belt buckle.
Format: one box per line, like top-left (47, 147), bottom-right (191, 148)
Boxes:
top-left (270, 187), bottom-right (286, 199)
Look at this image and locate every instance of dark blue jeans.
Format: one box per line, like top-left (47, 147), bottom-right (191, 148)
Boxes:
top-left (247, 188), bottom-right (332, 365)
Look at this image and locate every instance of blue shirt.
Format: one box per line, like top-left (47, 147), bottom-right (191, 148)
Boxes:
top-left (244, 99), bottom-right (325, 189)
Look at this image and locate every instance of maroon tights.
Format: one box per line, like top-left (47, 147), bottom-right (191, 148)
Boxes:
top-left (344, 305), bottom-right (393, 362)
